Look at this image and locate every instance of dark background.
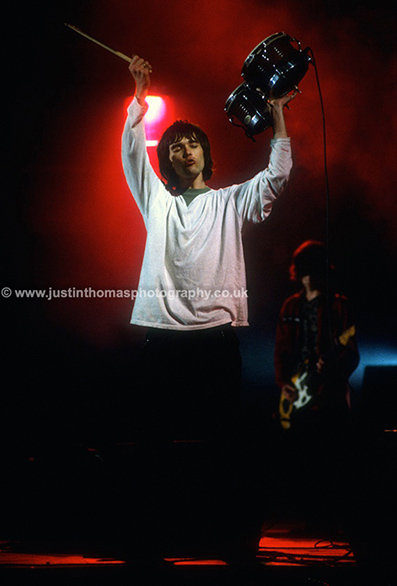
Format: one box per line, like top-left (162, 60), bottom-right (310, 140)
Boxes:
top-left (2, 0), bottom-right (396, 452)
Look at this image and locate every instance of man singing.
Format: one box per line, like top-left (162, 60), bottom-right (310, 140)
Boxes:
top-left (120, 53), bottom-right (297, 564)
top-left (122, 54), bottom-right (296, 440)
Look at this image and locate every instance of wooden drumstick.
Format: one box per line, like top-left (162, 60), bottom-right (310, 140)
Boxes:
top-left (64, 23), bottom-right (153, 72)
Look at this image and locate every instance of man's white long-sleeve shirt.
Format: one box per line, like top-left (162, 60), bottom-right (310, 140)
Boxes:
top-left (122, 98), bottom-right (292, 330)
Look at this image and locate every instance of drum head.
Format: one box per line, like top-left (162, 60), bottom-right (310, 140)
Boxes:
top-left (244, 32), bottom-right (292, 65)
top-left (242, 32), bottom-right (310, 98)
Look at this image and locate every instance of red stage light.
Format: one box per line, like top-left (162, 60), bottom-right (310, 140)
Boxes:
top-left (145, 96), bottom-right (166, 148)
top-left (125, 94), bottom-right (172, 148)
top-left (125, 94), bottom-right (174, 174)
top-left (145, 95), bottom-right (166, 125)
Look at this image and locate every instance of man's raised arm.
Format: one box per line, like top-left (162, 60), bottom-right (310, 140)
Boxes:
top-left (268, 91), bottom-right (298, 139)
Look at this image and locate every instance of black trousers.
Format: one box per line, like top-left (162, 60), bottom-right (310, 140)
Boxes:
top-left (134, 323), bottom-right (242, 442)
top-left (121, 324), bottom-right (260, 559)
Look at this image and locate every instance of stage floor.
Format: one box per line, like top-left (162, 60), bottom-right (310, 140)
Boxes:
top-left (0, 438), bottom-right (394, 585)
top-left (0, 518), bottom-right (364, 586)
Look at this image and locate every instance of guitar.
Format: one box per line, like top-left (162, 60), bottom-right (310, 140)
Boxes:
top-left (279, 325), bottom-right (356, 430)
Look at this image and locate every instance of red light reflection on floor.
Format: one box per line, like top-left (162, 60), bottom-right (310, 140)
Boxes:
top-left (165, 558), bottom-right (228, 566)
top-left (258, 530), bottom-right (355, 568)
top-left (0, 552), bottom-right (124, 567)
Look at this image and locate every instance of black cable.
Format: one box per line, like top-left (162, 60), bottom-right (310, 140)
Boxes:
top-left (308, 47), bottom-right (358, 407)
top-left (308, 48), bottom-right (334, 349)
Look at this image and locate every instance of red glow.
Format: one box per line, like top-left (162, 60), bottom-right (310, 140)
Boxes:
top-left (26, 93), bottom-right (176, 345)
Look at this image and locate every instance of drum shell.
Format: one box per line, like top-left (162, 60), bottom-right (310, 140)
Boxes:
top-left (224, 83), bottom-right (272, 136)
top-left (225, 32), bottom-right (311, 137)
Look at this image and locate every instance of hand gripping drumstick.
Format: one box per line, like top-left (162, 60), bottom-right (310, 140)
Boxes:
top-left (64, 23), bottom-right (153, 72)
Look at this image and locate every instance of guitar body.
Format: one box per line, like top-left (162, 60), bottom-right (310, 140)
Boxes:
top-left (279, 361), bottom-right (316, 429)
top-left (278, 325), bottom-right (356, 430)
top-left (291, 368), bottom-right (313, 409)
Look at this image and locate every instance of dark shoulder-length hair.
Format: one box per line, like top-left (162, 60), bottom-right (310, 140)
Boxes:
top-left (157, 120), bottom-right (213, 193)
top-left (289, 240), bottom-right (334, 281)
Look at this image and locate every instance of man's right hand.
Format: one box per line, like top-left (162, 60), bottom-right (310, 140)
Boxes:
top-left (128, 55), bottom-right (152, 103)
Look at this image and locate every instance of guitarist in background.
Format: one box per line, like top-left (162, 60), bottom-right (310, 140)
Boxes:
top-left (273, 240), bottom-right (360, 535)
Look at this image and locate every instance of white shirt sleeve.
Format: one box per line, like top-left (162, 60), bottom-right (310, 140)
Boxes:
top-left (230, 137), bottom-right (293, 224)
top-left (121, 98), bottom-right (165, 221)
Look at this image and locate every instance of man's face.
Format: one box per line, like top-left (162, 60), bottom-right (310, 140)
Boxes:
top-left (168, 135), bottom-right (205, 183)
top-left (301, 274), bottom-right (324, 292)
